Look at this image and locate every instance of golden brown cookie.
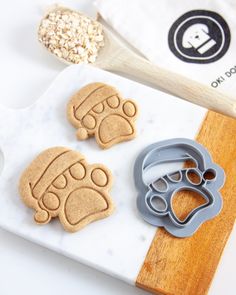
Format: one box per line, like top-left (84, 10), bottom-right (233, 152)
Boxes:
top-left (67, 82), bottom-right (138, 149)
top-left (19, 147), bottom-right (114, 232)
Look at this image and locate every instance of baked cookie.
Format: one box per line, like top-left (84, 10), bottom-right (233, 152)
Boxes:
top-left (67, 82), bottom-right (138, 149)
top-left (19, 147), bottom-right (114, 232)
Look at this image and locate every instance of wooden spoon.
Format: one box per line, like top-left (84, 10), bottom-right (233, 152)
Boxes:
top-left (40, 6), bottom-right (236, 118)
top-left (95, 26), bottom-right (236, 117)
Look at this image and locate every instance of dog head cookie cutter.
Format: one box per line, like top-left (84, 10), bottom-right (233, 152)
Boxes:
top-left (134, 138), bottom-right (225, 238)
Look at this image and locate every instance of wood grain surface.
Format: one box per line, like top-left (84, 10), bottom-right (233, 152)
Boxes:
top-left (136, 111), bottom-right (236, 295)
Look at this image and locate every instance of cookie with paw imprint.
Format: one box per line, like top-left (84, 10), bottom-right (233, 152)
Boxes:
top-left (67, 82), bottom-right (138, 149)
top-left (19, 147), bottom-right (114, 232)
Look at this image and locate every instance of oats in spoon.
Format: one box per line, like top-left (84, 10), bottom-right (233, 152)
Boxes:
top-left (38, 7), bottom-right (104, 64)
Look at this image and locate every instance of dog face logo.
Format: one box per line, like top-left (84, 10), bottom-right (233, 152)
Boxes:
top-left (168, 10), bottom-right (231, 64)
top-left (182, 24), bottom-right (216, 54)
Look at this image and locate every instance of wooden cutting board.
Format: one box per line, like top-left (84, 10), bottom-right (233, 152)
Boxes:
top-left (0, 64), bottom-right (235, 295)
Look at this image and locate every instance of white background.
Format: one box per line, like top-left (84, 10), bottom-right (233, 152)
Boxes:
top-left (0, 0), bottom-right (235, 294)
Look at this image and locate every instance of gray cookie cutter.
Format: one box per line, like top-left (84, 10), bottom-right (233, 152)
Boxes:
top-left (134, 138), bottom-right (225, 238)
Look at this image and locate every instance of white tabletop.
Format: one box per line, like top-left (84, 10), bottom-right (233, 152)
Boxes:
top-left (0, 1), bottom-right (235, 294)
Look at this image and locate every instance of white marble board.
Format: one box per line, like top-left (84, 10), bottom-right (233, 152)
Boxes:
top-left (0, 64), bottom-right (207, 284)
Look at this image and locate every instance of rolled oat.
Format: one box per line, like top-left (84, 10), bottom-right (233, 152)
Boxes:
top-left (38, 7), bottom-right (104, 64)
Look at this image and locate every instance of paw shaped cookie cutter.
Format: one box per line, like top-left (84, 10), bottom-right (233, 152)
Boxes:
top-left (19, 147), bottom-right (114, 232)
top-left (134, 138), bottom-right (225, 237)
top-left (67, 82), bottom-right (138, 149)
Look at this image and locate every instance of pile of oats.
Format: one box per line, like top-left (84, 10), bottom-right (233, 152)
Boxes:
top-left (38, 7), bottom-right (104, 64)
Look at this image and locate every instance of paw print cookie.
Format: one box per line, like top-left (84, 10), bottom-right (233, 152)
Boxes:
top-left (19, 147), bottom-right (114, 232)
top-left (67, 82), bottom-right (138, 149)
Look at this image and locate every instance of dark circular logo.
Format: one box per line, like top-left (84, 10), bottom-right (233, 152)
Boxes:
top-left (168, 10), bottom-right (231, 64)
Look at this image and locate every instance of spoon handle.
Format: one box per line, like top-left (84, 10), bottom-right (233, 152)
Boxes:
top-left (107, 48), bottom-right (236, 118)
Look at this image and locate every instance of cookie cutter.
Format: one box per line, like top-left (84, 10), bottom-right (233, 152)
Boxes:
top-left (134, 138), bottom-right (225, 237)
